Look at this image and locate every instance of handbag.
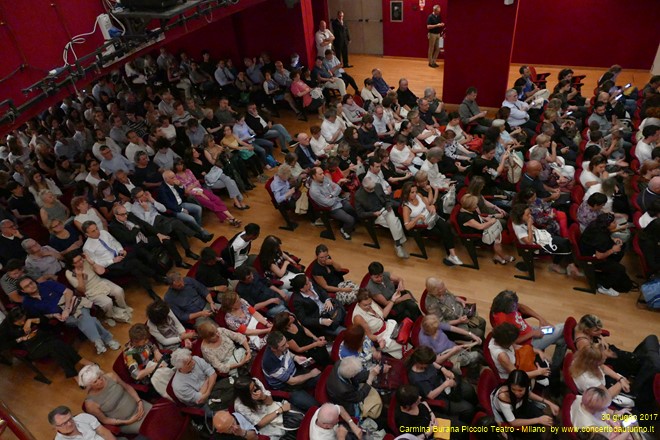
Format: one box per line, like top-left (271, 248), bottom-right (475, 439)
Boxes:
top-left (152, 246), bottom-right (173, 272)
top-left (310, 87), bottom-right (323, 100)
top-left (320, 298), bottom-right (346, 330)
top-left (359, 386), bottom-right (383, 419)
top-left (204, 165), bottom-right (224, 186)
top-left (391, 317), bottom-right (414, 345)
top-left (482, 220), bottom-right (503, 245)
top-left (237, 149), bottom-right (255, 160)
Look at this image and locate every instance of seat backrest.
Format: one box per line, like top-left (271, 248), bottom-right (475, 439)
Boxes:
top-left (563, 351), bottom-right (579, 394)
top-left (296, 406), bottom-right (318, 440)
top-left (632, 235), bottom-right (650, 278)
top-left (654, 373), bottom-right (660, 403)
top-left (264, 176), bottom-right (278, 206)
top-left (186, 261), bottom-right (200, 279)
top-left (568, 223), bottom-right (583, 256)
top-left (252, 257), bottom-right (265, 277)
top-left (344, 302), bottom-right (356, 328)
top-left (314, 365), bottom-right (333, 404)
top-left (477, 368), bottom-right (499, 416)
top-left (250, 347), bottom-right (271, 390)
top-left (210, 236), bottom-right (229, 254)
top-left (563, 317), bottom-right (577, 351)
top-left (330, 330), bottom-right (346, 362)
top-left (561, 393), bottom-right (579, 440)
top-left (419, 289), bottom-right (428, 314)
top-left (139, 401), bottom-right (189, 440)
top-left (359, 272), bottom-right (370, 289)
top-left (482, 333), bottom-right (500, 378)
top-left (112, 352), bottom-right (134, 385)
top-left (387, 392), bottom-right (400, 434)
top-left (410, 315), bottom-right (424, 347)
top-left (190, 338), bottom-right (203, 358)
top-left (569, 203), bottom-right (579, 223)
top-left (304, 260), bottom-right (314, 279)
top-left (214, 309), bottom-right (228, 328)
top-left (571, 185), bottom-right (585, 204)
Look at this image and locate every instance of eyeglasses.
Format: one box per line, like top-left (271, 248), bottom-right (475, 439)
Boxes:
top-left (54, 417), bottom-right (74, 428)
top-left (116, 212), bottom-right (128, 216)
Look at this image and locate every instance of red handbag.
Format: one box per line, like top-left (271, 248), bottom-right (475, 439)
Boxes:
top-left (392, 317), bottom-right (414, 345)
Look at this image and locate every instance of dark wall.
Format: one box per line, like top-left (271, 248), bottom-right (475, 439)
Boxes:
top-left (382, 0), bottom-right (448, 59)
top-left (511, 0), bottom-right (659, 70)
top-left (442, 0), bottom-right (517, 108)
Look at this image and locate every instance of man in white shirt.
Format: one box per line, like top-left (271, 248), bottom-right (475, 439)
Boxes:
top-left (372, 104), bottom-right (396, 142)
top-left (502, 88), bottom-right (538, 138)
top-left (91, 129), bottom-right (122, 161)
top-left (365, 158), bottom-right (392, 196)
top-left (315, 20), bottom-right (335, 57)
top-left (49, 405), bottom-right (115, 440)
top-left (309, 403), bottom-right (362, 440)
top-left (82, 221), bottom-right (162, 299)
top-left (320, 108), bottom-right (346, 143)
top-left (224, 223), bottom-right (261, 269)
top-left (125, 130), bottom-right (155, 163)
top-left (636, 125), bottom-right (659, 164)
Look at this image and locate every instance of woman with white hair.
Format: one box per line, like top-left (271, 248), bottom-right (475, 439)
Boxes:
top-left (570, 387), bottom-right (633, 440)
top-left (78, 364), bottom-right (152, 434)
top-left (326, 356), bottom-right (384, 419)
top-left (39, 189), bottom-right (70, 227)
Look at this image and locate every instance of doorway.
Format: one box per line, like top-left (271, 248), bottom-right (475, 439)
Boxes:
top-left (327, 0), bottom-right (383, 56)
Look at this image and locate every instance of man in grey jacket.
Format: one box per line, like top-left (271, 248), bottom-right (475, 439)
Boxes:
top-left (354, 176), bottom-right (408, 258)
top-left (308, 167), bottom-right (357, 240)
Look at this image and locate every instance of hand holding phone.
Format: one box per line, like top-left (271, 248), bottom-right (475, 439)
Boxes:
top-left (540, 326), bottom-right (554, 335)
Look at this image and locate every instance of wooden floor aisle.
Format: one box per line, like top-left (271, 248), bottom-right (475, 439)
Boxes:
top-left (1, 54), bottom-right (656, 439)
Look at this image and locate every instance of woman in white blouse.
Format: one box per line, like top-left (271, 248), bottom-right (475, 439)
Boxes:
top-left (72, 196), bottom-right (107, 232)
top-left (360, 78), bottom-right (383, 111)
top-left (569, 344), bottom-right (631, 399)
top-left (570, 387), bottom-right (633, 440)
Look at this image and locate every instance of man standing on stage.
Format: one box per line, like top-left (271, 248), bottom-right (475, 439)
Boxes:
top-left (426, 5), bottom-right (445, 68)
top-left (331, 10), bottom-right (352, 68)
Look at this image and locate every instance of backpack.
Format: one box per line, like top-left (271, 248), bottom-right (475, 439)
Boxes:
top-left (639, 278), bottom-right (660, 309)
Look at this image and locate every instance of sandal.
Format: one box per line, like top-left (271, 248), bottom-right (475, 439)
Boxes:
top-left (492, 257), bottom-right (508, 265)
top-left (229, 219), bottom-right (242, 227)
top-left (233, 203), bottom-right (250, 210)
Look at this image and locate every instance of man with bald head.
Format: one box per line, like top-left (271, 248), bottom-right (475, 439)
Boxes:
top-left (309, 403), bottom-right (363, 440)
top-left (396, 78), bottom-right (419, 110)
top-left (294, 133), bottom-right (321, 170)
top-left (638, 176), bottom-right (660, 212)
top-left (520, 160), bottom-right (570, 208)
top-left (158, 170), bottom-right (213, 241)
top-left (315, 20), bottom-right (335, 57)
top-left (212, 410), bottom-right (258, 439)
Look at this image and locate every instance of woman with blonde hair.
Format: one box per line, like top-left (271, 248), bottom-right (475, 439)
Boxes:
top-left (197, 321), bottom-right (251, 377)
top-left (569, 344), bottom-right (630, 399)
top-left (418, 314), bottom-right (482, 372)
top-left (458, 193), bottom-right (513, 264)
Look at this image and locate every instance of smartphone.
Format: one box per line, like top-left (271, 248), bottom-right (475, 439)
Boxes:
top-left (624, 83), bottom-right (631, 89)
top-left (541, 326), bottom-right (554, 335)
top-left (615, 94), bottom-right (623, 100)
top-left (300, 358), bottom-right (314, 368)
top-left (566, 111), bottom-right (573, 116)
top-left (622, 416), bottom-right (637, 428)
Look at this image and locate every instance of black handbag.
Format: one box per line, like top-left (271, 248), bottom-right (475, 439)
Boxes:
top-left (152, 247), bottom-right (173, 272)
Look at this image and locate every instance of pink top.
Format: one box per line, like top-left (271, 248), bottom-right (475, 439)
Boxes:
top-left (290, 80), bottom-right (312, 107)
top-left (176, 169), bottom-right (200, 190)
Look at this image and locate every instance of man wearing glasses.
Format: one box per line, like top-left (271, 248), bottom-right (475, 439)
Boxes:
top-left (0, 219), bottom-right (27, 266)
top-left (49, 405), bottom-right (116, 439)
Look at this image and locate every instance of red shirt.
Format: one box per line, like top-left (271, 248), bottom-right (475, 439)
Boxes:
top-left (325, 168), bottom-right (344, 184)
top-left (492, 311), bottom-right (533, 344)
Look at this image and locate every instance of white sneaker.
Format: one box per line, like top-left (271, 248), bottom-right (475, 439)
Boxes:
top-left (395, 246), bottom-right (409, 259)
top-left (447, 255), bottom-right (463, 266)
top-left (339, 228), bottom-right (352, 240)
top-left (104, 318), bottom-right (116, 327)
top-left (597, 286), bottom-right (620, 297)
top-left (106, 340), bottom-right (121, 350)
top-left (312, 218), bottom-right (325, 226)
top-left (94, 340), bottom-right (107, 354)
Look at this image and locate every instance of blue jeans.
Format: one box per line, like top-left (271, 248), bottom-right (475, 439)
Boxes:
top-left (264, 125), bottom-right (292, 152)
top-left (66, 308), bottom-right (113, 343)
top-left (265, 301), bottom-right (288, 318)
top-left (531, 323), bottom-right (566, 370)
top-left (175, 202), bottom-right (204, 232)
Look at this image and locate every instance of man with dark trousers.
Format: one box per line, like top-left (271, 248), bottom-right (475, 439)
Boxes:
top-left (331, 10), bottom-right (351, 67)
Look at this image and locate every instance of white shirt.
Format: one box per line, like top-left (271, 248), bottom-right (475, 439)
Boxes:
top-left (92, 138), bottom-right (121, 161)
top-left (125, 141), bottom-right (155, 163)
top-left (320, 118), bottom-right (346, 143)
top-left (570, 395), bottom-right (610, 430)
top-left (231, 233), bottom-right (250, 268)
top-left (488, 338), bottom-right (515, 379)
top-left (420, 159), bottom-right (450, 190)
top-left (315, 29), bottom-right (334, 56)
top-left (365, 170), bottom-right (391, 195)
top-left (83, 230), bottom-right (124, 268)
top-left (373, 113), bottom-right (392, 135)
top-left (635, 140), bottom-right (654, 164)
top-left (573, 368), bottom-right (606, 394)
top-left (310, 135), bottom-right (331, 157)
top-left (389, 145), bottom-right (413, 169)
top-left (502, 99), bottom-right (530, 127)
top-left (55, 413), bottom-right (104, 440)
top-left (310, 405), bottom-right (341, 440)
top-left (361, 87), bottom-right (382, 106)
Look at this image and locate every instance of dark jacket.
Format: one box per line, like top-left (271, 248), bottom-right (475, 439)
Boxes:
top-left (158, 183), bottom-right (188, 213)
top-left (326, 361), bottom-right (371, 412)
top-left (291, 287), bottom-right (330, 331)
top-left (358, 126), bottom-right (379, 151)
top-left (331, 18), bottom-right (350, 42)
top-left (295, 145), bottom-right (318, 170)
top-left (354, 185), bottom-right (391, 219)
top-left (108, 216), bottom-right (159, 246)
top-left (245, 112), bottom-right (270, 137)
